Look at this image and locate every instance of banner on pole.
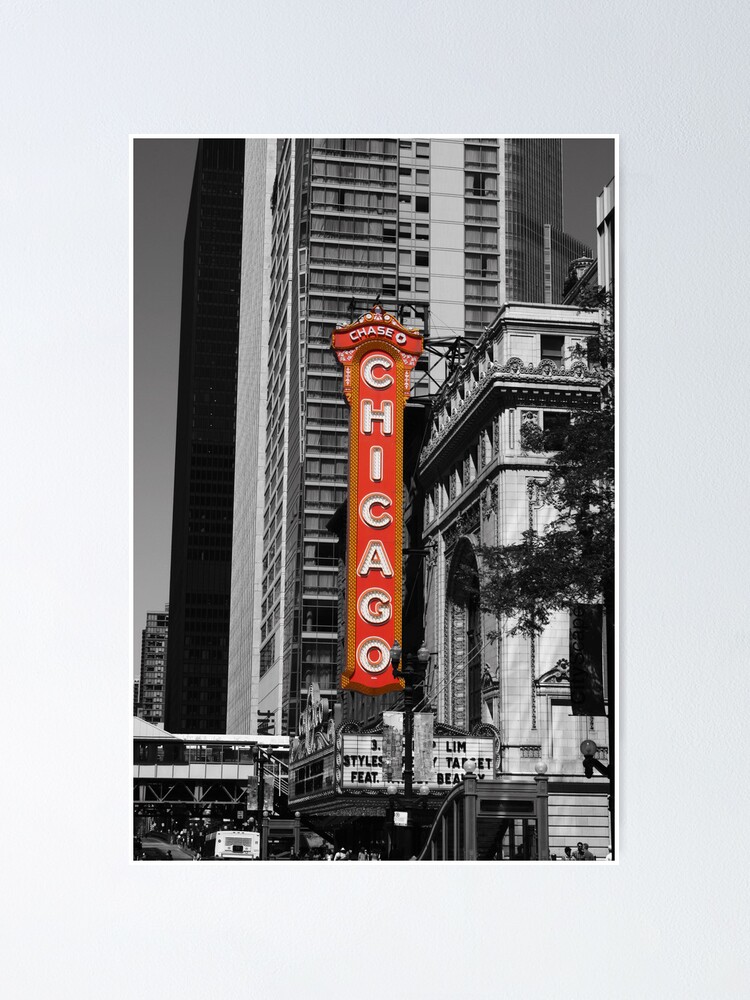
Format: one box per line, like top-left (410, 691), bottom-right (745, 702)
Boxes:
top-left (413, 712), bottom-right (435, 784)
top-left (246, 775), bottom-right (258, 811)
top-left (569, 604), bottom-right (606, 715)
top-left (382, 711), bottom-right (403, 782)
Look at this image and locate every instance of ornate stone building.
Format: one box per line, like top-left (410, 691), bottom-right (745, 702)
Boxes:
top-left (418, 301), bottom-right (612, 855)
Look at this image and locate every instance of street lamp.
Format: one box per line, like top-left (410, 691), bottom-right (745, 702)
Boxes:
top-left (389, 640), bottom-right (430, 799)
top-left (580, 739), bottom-right (610, 779)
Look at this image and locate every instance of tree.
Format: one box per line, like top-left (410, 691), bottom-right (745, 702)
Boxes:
top-left (475, 284), bottom-right (616, 856)
top-left (476, 285), bottom-right (614, 637)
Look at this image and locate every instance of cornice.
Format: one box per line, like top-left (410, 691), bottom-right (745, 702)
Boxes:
top-left (420, 358), bottom-right (601, 474)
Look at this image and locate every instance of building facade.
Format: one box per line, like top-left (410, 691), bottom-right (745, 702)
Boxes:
top-left (226, 140), bottom-right (277, 733)
top-left (226, 137), bottom-right (593, 739)
top-left (418, 302), bottom-right (611, 855)
top-left (138, 605), bottom-right (169, 726)
top-left (164, 138), bottom-right (246, 734)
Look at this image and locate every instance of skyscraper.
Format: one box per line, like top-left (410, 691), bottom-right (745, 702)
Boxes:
top-left (226, 139), bottom-right (277, 733)
top-left (164, 138), bottom-right (245, 734)
top-left (225, 137), bottom-right (591, 738)
top-left (137, 605), bottom-right (169, 725)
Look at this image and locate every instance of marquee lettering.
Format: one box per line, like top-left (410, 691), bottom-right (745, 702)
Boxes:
top-left (356, 539), bottom-right (394, 578)
top-left (359, 493), bottom-right (393, 529)
top-left (369, 445), bottom-right (383, 482)
top-left (358, 588), bottom-right (392, 625)
top-left (361, 354), bottom-right (394, 389)
top-left (357, 637), bottom-right (392, 674)
top-left (361, 399), bottom-right (393, 436)
top-left (331, 306), bottom-right (424, 694)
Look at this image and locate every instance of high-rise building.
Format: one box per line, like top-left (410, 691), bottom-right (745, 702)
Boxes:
top-left (138, 605), bottom-right (169, 725)
top-left (164, 138), bottom-right (245, 734)
top-left (224, 137), bottom-right (590, 738)
top-left (500, 139), bottom-right (592, 304)
top-left (226, 140), bottom-right (278, 733)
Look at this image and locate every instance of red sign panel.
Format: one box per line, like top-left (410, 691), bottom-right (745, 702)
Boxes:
top-left (331, 306), bottom-right (424, 695)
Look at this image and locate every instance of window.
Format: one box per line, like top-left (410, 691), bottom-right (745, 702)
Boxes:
top-left (415, 250), bottom-right (429, 267)
top-left (260, 637), bottom-right (275, 678)
top-left (465, 226), bottom-right (498, 250)
top-left (466, 254), bottom-right (498, 278)
top-left (415, 224), bottom-right (429, 240)
top-left (540, 335), bottom-right (564, 366)
top-left (415, 196), bottom-right (429, 213)
top-left (399, 222), bottom-right (411, 239)
top-left (415, 277), bottom-right (429, 292)
top-left (542, 410), bottom-right (570, 450)
top-left (400, 167), bottom-right (412, 178)
top-left (416, 142), bottom-right (429, 158)
top-left (416, 170), bottom-right (429, 186)
top-left (399, 140), bottom-right (412, 151)
top-left (399, 277), bottom-right (411, 291)
top-left (399, 250), bottom-right (411, 267)
top-left (399, 194), bottom-right (411, 206)
top-left (464, 145), bottom-right (498, 169)
top-left (465, 172), bottom-right (497, 197)
top-left (465, 200), bottom-right (498, 223)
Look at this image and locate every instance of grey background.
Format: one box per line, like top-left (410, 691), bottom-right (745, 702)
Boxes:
top-left (132, 136), bottom-right (614, 678)
top-left (3, 1), bottom-right (748, 998)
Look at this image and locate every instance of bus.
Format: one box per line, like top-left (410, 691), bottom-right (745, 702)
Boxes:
top-left (201, 829), bottom-right (260, 860)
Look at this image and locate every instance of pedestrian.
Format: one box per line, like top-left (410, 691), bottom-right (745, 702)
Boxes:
top-left (165, 850), bottom-right (173, 860)
top-left (572, 842), bottom-right (587, 860)
top-left (333, 847), bottom-right (346, 861)
top-left (358, 847), bottom-right (367, 861)
top-left (563, 846), bottom-right (573, 860)
top-left (583, 842), bottom-right (596, 860)
top-left (605, 845), bottom-right (613, 861)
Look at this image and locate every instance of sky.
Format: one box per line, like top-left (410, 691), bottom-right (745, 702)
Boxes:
top-left (132, 136), bottom-right (614, 679)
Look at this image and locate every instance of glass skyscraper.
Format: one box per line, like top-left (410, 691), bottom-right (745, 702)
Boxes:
top-left (164, 138), bottom-right (245, 734)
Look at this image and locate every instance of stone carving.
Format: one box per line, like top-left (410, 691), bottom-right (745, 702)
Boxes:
top-left (481, 481), bottom-right (498, 521)
top-left (422, 357), bottom-right (600, 460)
top-left (536, 658), bottom-right (570, 686)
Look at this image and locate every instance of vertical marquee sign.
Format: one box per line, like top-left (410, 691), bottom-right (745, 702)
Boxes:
top-left (331, 305), bottom-right (424, 695)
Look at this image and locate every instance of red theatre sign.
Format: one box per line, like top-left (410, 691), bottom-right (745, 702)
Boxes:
top-left (331, 305), bottom-right (424, 695)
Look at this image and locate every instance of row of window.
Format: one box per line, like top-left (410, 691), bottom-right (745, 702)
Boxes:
top-left (399, 140), bottom-right (430, 158)
top-left (305, 485), bottom-right (347, 508)
top-left (260, 636), bottom-right (275, 677)
top-left (311, 216), bottom-right (397, 243)
top-left (313, 138), bottom-right (398, 157)
top-left (312, 162), bottom-right (398, 185)
top-left (304, 457), bottom-right (348, 480)
top-left (399, 167), bottom-right (429, 185)
top-left (311, 189), bottom-right (398, 213)
top-left (309, 244), bottom-right (397, 268)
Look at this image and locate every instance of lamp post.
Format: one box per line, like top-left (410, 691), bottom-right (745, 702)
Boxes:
top-left (580, 739), bottom-right (613, 859)
top-left (389, 640), bottom-right (430, 799)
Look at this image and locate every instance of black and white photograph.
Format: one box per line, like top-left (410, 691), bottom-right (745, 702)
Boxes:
top-left (133, 135), bottom-right (616, 863)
